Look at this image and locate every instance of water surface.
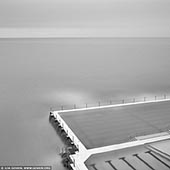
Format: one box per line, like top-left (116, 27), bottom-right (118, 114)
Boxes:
top-left (0, 38), bottom-right (170, 169)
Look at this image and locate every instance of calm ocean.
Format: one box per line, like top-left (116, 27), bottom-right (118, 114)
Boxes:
top-left (0, 38), bottom-right (170, 169)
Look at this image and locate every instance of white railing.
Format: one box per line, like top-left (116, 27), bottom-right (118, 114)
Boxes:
top-left (50, 94), bottom-right (169, 112)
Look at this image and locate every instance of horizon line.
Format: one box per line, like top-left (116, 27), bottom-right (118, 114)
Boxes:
top-left (0, 28), bottom-right (170, 38)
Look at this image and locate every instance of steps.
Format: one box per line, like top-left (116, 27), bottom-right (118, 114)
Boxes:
top-left (146, 144), bottom-right (170, 161)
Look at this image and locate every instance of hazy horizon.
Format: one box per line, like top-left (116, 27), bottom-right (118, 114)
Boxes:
top-left (0, 0), bottom-right (170, 38)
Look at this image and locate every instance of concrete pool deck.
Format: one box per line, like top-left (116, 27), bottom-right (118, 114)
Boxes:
top-left (51, 98), bottom-right (170, 170)
top-left (85, 139), bottom-right (170, 170)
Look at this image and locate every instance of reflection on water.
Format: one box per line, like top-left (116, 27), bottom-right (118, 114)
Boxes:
top-left (0, 38), bottom-right (170, 169)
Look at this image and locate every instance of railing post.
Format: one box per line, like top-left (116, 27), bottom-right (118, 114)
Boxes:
top-left (86, 103), bottom-right (88, 108)
top-left (98, 101), bottom-right (100, 106)
top-left (155, 96), bottom-right (157, 100)
top-left (122, 99), bottom-right (124, 104)
top-left (144, 97), bottom-right (146, 101)
top-left (164, 94), bottom-right (166, 99)
top-left (61, 106), bottom-right (63, 110)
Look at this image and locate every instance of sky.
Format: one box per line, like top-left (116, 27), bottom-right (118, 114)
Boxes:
top-left (0, 0), bottom-right (170, 37)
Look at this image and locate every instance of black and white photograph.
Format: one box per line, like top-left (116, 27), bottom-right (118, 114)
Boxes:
top-left (0, 0), bottom-right (170, 170)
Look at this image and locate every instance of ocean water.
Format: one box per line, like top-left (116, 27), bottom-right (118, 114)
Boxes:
top-left (0, 38), bottom-right (170, 169)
